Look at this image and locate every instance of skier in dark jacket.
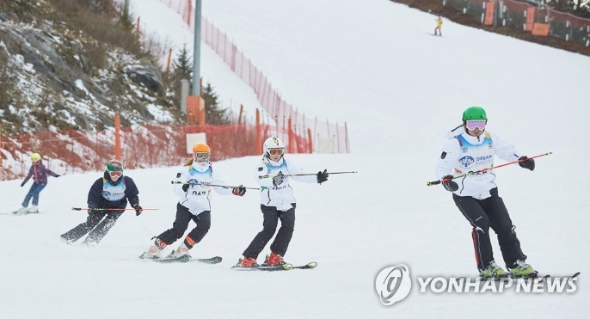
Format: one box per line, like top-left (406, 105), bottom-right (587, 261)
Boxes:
top-left (60, 159), bottom-right (143, 245)
top-left (15, 153), bottom-right (60, 214)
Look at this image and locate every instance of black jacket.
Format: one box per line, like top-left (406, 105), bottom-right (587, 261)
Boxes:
top-left (87, 171), bottom-right (140, 209)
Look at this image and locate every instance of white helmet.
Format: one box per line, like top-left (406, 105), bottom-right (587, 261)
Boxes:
top-left (263, 137), bottom-right (285, 158)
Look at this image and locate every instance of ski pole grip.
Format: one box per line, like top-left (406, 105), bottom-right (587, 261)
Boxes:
top-left (427, 180), bottom-right (442, 186)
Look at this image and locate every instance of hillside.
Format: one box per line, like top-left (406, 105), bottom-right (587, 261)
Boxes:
top-left (0, 0), bottom-right (184, 137)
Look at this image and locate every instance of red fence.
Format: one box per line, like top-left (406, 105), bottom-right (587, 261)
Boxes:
top-left (156, 0), bottom-right (350, 154)
top-left (0, 120), bottom-right (309, 181)
top-left (0, 0), bottom-right (352, 181)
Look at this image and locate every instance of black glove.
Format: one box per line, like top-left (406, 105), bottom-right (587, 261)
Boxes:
top-left (232, 185), bottom-right (246, 196)
top-left (55, 175), bottom-right (60, 178)
top-left (182, 184), bottom-right (190, 192)
top-left (20, 181), bottom-right (25, 187)
top-left (518, 156), bottom-right (535, 171)
top-left (272, 171), bottom-right (286, 187)
top-left (133, 203), bottom-right (143, 216)
top-left (317, 169), bottom-right (329, 184)
top-left (442, 175), bottom-right (459, 192)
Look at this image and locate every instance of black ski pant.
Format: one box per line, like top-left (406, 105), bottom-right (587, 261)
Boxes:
top-left (243, 204), bottom-right (296, 259)
top-left (453, 188), bottom-right (527, 271)
top-left (61, 210), bottom-right (123, 245)
top-left (158, 203), bottom-right (211, 249)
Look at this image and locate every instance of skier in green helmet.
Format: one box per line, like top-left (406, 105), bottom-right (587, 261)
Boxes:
top-left (434, 106), bottom-right (538, 279)
top-left (61, 159), bottom-right (143, 245)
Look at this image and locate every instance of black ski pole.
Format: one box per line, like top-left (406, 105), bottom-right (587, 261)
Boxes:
top-left (170, 181), bottom-right (260, 190)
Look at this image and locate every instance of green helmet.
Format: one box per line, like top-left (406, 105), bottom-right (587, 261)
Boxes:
top-left (106, 159), bottom-right (124, 173)
top-left (462, 106), bottom-right (487, 121)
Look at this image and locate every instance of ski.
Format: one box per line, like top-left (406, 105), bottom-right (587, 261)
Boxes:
top-left (232, 263), bottom-right (293, 271)
top-left (231, 261), bottom-right (317, 271)
top-left (9, 210), bottom-right (41, 215)
top-left (531, 272), bottom-right (581, 280)
top-left (193, 256), bottom-right (223, 264)
top-left (140, 255), bottom-right (222, 264)
top-left (292, 261), bottom-right (318, 270)
top-left (470, 271), bottom-right (580, 282)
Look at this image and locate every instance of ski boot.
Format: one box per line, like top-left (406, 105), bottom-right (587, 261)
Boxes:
top-left (509, 260), bottom-right (537, 278)
top-left (167, 242), bottom-right (190, 259)
top-left (140, 238), bottom-right (166, 259)
top-left (263, 251), bottom-right (286, 266)
top-left (238, 257), bottom-right (259, 268)
top-left (14, 207), bottom-right (28, 215)
top-left (28, 205), bottom-right (39, 213)
top-left (479, 261), bottom-right (506, 279)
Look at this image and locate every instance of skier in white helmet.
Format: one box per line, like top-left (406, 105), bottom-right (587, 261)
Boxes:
top-left (236, 136), bottom-right (329, 268)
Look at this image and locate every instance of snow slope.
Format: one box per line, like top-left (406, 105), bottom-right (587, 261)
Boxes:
top-left (1, 0), bottom-right (588, 318)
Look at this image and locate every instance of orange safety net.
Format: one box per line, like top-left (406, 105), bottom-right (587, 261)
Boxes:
top-left (1, 123), bottom-right (312, 181)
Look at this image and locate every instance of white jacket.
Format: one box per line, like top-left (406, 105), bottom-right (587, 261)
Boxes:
top-left (435, 126), bottom-right (522, 199)
top-left (255, 156), bottom-right (317, 211)
top-left (172, 162), bottom-right (232, 215)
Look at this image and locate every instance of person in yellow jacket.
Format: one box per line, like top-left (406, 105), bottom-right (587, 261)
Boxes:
top-left (434, 15), bottom-right (443, 36)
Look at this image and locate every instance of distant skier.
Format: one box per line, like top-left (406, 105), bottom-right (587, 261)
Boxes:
top-left (434, 15), bottom-right (443, 36)
top-left (15, 153), bottom-right (60, 214)
top-left (140, 143), bottom-right (247, 259)
top-left (434, 106), bottom-right (537, 278)
top-left (60, 159), bottom-right (142, 245)
top-left (235, 137), bottom-right (329, 268)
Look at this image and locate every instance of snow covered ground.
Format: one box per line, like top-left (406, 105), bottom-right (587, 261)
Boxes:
top-left (1, 0), bottom-right (588, 318)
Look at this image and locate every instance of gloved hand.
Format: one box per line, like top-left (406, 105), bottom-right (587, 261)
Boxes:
top-left (317, 169), bottom-right (329, 184)
top-left (272, 171), bottom-right (286, 187)
top-left (518, 156), bottom-right (535, 171)
top-left (133, 203), bottom-right (143, 216)
top-left (182, 184), bottom-right (190, 192)
top-left (232, 185), bottom-right (246, 196)
top-left (20, 181), bottom-right (25, 187)
top-left (55, 175), bottom-right (61, 178)
top-left (441, 175), bottom-right (459, 192)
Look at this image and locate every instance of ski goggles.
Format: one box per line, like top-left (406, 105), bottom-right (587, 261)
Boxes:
top-left (465, 120), bottom-right (486, 131)
top-left (268, 149), bottom-right (284, 156)
top-left (109, 171), bottom-right (122, 178)
top-left (195, 152), bottom-right (210, 160)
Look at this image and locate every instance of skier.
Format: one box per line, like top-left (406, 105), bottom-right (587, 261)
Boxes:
top-left (236, 137), bottom-right (329, 268)
top-left (434, 15), bottom-right (443, 36)
top-left (435, 106), bottom-right (537, 278)
top-left (15, 153), bottom-right (60, 214)
top-left (60, 159), bottom-right (142, 245)
top-left (140, 143), bottom-right (247, 259)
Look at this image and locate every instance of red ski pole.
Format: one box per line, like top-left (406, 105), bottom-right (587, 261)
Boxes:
top-left (427, 152), bottom-right (552, 186)
top-left (71, 207), bottom-right (159, 211)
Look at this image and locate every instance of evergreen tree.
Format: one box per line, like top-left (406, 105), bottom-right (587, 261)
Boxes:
top-left (168, 44), bottom-right (192, 108)
top-left (202, 83), bottom-right (230, 125)
top-left (118, 2), bottom-right (134, 31)
top-left (172, 43), bottom-right (192, 80)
